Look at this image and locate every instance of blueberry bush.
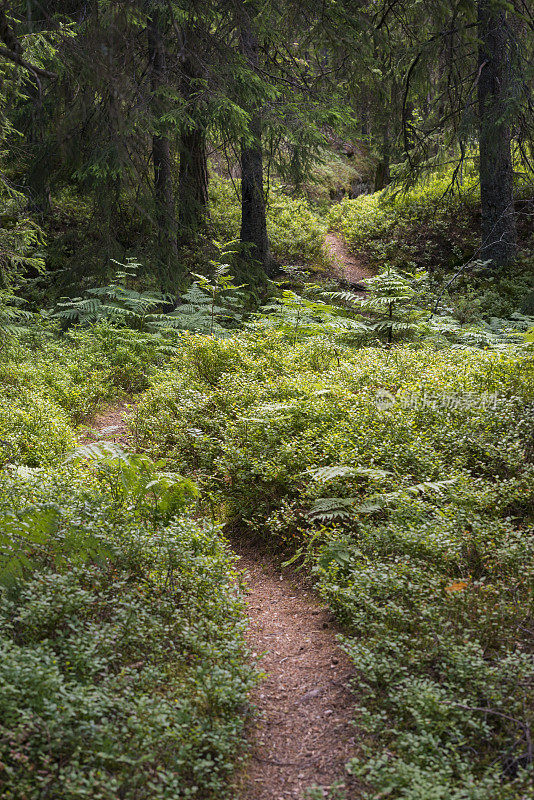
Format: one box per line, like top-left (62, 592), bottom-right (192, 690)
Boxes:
top-left (132, 329), bottom-right (534, 799)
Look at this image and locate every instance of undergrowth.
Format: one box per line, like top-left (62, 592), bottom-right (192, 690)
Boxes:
top-left (0, 459), bottom-right (253, 799)
top-left (0, 324), bottom-right (257, 798)
top-left (0, 321), bottom-right (179, 466)
top-left (132, 330), bottom-right (534, 799)
top-left (1, 162), bottom-right (534, 798)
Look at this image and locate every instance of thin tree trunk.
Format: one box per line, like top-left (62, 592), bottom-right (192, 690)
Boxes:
top-left (178, 26), bottom-right (209, 239)
top-left (147, 6), bottom-right (178, 271)
top-left (374, 121), bottom-right (391, 192)
top-left (477, 0), bottom-right (517, 267)
top-left (237, 2), bottom-right (275, 277)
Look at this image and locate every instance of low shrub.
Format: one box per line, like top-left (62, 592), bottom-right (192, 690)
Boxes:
top-left (0, 322), bottom-right (181, 466)
top-left (133, 330), bottom-right (534, 799)
top-left (0, 463), bottom-right (254, 799)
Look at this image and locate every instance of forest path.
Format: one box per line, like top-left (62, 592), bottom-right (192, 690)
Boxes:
top-left (233, 545), bottom-right (358, 800)
top-left (325, 232), bottom-right (374, 287)
top-left (83, 229), bottom-right (366, 800)
top-left (84, 405), bottom-right (360, 798)
top-left (80, 402), bottom-right (132, 444)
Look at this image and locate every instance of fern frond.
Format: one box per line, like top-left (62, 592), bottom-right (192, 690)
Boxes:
top-left (309, 496), bottom-right (357, 520)
top-left (306, 465), bottom-right (392, 482)
top-left (65, 441), bottom-right (129, 463)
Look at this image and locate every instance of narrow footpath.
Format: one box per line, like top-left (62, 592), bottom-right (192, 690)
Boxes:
top-left (234, 547), bottom-right (359, 799)
top-left (85, 233), bottom-right (364, 798)
top-left (325, 233), bottom-right (374, 287)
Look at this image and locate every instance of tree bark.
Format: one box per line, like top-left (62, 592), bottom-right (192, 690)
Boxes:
top-left (477, 0), bottom-right (517, 267)
top-left (237, 2), bottom-right (275, 277)
top-left (240, 114), bottom-right (272, 271)
top-left (178, 26), bottom-right (209, 239)
top-left (374, 122), bottom-right (391, 192)
top-left (147, 6), bottom-right (178, 270)
top-left (178, 130), bottom-right (209, 235)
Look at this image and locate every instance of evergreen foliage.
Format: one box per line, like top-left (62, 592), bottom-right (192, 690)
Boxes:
top-left (0, 1), bottom-right (533, 798)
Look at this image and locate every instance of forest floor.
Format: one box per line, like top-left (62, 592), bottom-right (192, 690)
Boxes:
top-left (325, 233), bottom-right (374, 287)
top-left (83, 233), bottom-right (366, 799)
top-left (85, 405), bottom-right (362, 799)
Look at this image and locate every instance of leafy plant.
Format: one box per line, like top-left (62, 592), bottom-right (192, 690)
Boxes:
top-left (0, 501), bottom-right (110, 587)
top-left (169, 241), bottom-right (247, 336)
top-left (67, 442), bottom-right (199, 525)
top-left (309, 477), bottom-right (457, 521)
top-left (0, 291), bottom-right (33, 343)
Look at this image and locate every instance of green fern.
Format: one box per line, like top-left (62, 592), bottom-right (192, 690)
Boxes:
top-left (325, 266), bottom-right (429, 346)
top-left (251, 287), bottom-right (368, 342)
top-left (54, 258), bottom-right (170, 329)
top-left (428, 312), bottom-right (534, 351)
top-left (55, 247), bottom-right (247, 337)
top-left (66, 441), bottom-right (129, 463)
top-left (306, 465), bottom-right (392, 482)
top-left (309, 478), bottom-right (457, 521)
top-left (171, 242), bottom-right (246, 336)
top-left (0, 292), bottom-right (33, 343)
top-left (67, 442), bottom-right (198, 524)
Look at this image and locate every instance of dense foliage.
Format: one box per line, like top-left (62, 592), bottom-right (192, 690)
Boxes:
top-left (131, 331), bottom-right (534, 799)
top-left (0, 329), bottom-right (254, 799)
top-left (0, 1), bottom-right (533, 794)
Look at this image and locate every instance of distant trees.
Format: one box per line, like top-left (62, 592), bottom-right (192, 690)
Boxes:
top-left (357, 0), bottom-right (530, 267)
top-left (0, 0), bottom-right (531, 291)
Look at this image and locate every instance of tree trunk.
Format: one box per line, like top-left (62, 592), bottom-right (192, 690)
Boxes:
top-left (237, 3), bottom-right (275, 277)
top-left (374, 122), bottom-right (391, 192)
top-left (178, 27), bottom-right (209, 239)
top-left (178, 128), bottom-right (209, 236)
top-left (240, 115), bottom-right (272, 272)
top-left (147, 6), bottom-right (178, 272)
top-left (477, 0), bottom-right (517, 267)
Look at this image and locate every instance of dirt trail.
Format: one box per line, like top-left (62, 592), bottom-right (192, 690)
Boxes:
top-left (81, 403), bottom-right (132, 445)
top-left (234, 546), bottom-right (359, 799)
top-left (325, 233), bottom-right (374, 287)
top-left (85, 373), bottom-right (361, 797)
